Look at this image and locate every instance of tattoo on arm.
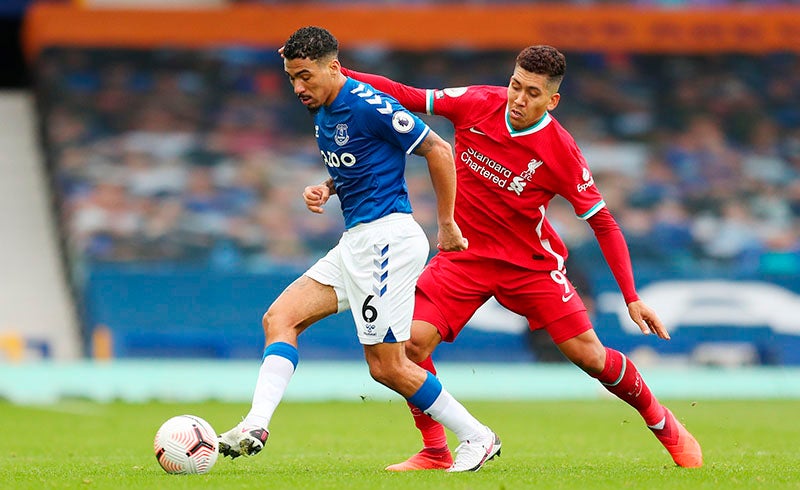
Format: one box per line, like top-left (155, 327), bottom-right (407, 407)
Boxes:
top-left (323, 178), bottom-right (336, 195)
top-left (413, 133), bottom-right (436, 156)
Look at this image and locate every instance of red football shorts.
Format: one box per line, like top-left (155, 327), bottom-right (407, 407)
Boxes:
top-left (414, 252), bottom-right (592, 344)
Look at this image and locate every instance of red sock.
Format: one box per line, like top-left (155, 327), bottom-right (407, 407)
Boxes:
top-left (407, 356), bottom-right (448, 450)
top-left (594, 348), bottom-right (664, 426)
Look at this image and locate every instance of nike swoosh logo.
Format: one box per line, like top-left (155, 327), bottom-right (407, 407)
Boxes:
top-left (469, 127), bottom-right (486, 136)
top-left (562, 293), bottom-right (575, 302)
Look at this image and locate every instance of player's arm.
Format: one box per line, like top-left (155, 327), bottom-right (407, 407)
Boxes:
top-left (341, 67), bottom-right (428, 113)
top-left (303, 178), bottom-right (336, 214)
top-left (587, 208), bottom-right (669, 340)
top-left (413, 131), bottom-right (468, 252)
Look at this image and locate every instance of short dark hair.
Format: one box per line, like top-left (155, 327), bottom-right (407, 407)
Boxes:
top-left (283, 26), bottom-right (339, 61)
top-left (515, 45), bottom-right (566, 88)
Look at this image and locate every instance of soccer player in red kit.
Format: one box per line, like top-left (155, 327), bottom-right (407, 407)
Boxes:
top-left (338, 45), bottom-right (703, 470)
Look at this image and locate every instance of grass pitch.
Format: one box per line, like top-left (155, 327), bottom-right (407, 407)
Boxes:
top-left (1, 398), bottom-right (798, 489)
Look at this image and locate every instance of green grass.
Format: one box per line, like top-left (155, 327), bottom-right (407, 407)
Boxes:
top-left (1, 399), bottom-right (798, 489)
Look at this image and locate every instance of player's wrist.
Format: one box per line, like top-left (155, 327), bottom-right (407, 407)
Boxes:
top-left (322, 179), bottom-right (336, 195)
top-left (624, 294), bottom-right (640, 305)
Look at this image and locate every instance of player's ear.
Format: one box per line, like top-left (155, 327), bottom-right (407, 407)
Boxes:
top-left (329, 58), bottom-right (342, 77)
top-left (547, 92), bottom-right (561, 111)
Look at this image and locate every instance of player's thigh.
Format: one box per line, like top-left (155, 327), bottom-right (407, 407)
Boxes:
top-left (303, 242), bottom-right (351, 313)
top-left (495, 268), bottom-right (587, 330)
top-left (414, 254), bottom-right (492, 343)
top-left (267, 275), bottom-right (338, 339)
top-left (341, 215), bottom-right (429, 345)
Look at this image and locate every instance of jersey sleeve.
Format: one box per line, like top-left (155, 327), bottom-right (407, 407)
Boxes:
top-left (342, 68), bottom-right (485, 129)
top-left (425, 86), bottom-right (490, 128)
top-left (358, 91), bottom-right (431, 155)
top-left (342, 68), bottom-right (427, 113)
top-left (552, 138), bottom-right (606, 220)
top-left (587, 208), bottom-right (640, 304)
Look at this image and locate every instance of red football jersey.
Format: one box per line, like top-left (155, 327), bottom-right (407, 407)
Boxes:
top-left (342, 73), bottom-right (603, 271)
top-left (342, 68), bottom-right (638, 300)
top-left (426, 85), bottom-right (606, 271)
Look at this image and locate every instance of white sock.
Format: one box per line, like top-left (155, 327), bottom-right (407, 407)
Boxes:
top-left (423, 388), bottom-right (487, 442)
top-left (243, 354), bottom-right (295, 429)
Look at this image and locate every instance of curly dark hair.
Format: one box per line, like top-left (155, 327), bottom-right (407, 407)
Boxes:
top-left (515, 45), bottom-right (566, 88)
top-left (283, 26), bottom-right (339, 61)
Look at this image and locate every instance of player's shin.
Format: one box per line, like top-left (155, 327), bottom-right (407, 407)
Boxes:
top-left (408, 372), bottom-right (486, 443)
top-left (409, 356), bottom-right (448, 449)
top-left (593, 347), bottom-right (663, 426)
top-left (244, 342), bottom-right (299, 429)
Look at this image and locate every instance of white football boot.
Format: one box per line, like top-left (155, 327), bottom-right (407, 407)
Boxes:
top-left (447, 427), bottom-right (501, 472)
top-left (218, 421), bottom-right (269, 459)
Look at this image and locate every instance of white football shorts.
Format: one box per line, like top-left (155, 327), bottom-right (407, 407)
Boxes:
top-left (304, 213), bottom-right (429, 345)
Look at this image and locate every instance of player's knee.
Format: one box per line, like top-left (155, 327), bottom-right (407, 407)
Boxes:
top-left (406, 322), bottom-right (439, 363)
top-left (570, 345), bottom-right (606, 374)
top-left (404, 341), bottom-right (428, 363)
top-left (261, 310), bottom-right (273, 335)
top-left (262, 307), bottom-right (292, 338)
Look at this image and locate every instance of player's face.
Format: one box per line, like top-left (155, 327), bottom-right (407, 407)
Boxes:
top-left (284, 56), bottom-right (339, 110)
top-left (506, 66), bottom-right (561, 131)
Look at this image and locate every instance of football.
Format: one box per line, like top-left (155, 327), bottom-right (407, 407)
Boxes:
top-left (153, 414), bottom-right (219, 474)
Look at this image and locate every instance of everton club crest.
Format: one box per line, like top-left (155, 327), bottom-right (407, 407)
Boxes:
top-left (335, 123), bottom-right (350, 146)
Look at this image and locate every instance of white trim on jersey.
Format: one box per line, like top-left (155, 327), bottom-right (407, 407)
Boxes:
top-left (406, 126), bottom-right (431, 154)
top-left (506, 109), bottom-right (552, 137)
top-left (578, 200), bottom-right (607, 220)
top-left (535, 204), bottom-right (566, 272)
top-left (426, 89), bottom-right (435, 115)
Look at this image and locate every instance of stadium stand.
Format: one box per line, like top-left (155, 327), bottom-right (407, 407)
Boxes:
top-left (0, 92), bottom-right (80, 360)
top-left (18, 2), bottom-right (800, 364)
top-left (36, 47), bottom-right (800, 276)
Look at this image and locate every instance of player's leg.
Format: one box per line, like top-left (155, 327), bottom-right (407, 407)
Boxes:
top-left (219, 250), bottom-right (344, 459)
top-left (363, 341), bottom-right (500, 472)
top-left (498, 267), bottom-right (702, 467)
top-left (551, 316), bottom-right (702, 468)
top-left (385, 320), bottom-right (452, 471)
top-left (246, 275), bottom-right (338, 426)
top-left (386, 255), bottom-right (491, 471)
top-left (345, 217), bottom-right (498, 471)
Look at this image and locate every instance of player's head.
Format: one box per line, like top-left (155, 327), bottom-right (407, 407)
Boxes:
top-left (283, 26), bottom-right (343, 111)
top-left (506, 45), bottom-right (565, 131)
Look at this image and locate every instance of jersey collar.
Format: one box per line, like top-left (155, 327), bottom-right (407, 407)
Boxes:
top-left (505, 108), bottom-right (552, 137)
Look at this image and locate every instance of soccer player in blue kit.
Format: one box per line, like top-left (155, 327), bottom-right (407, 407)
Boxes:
top-left (218, 26), bottom-right (501, 472)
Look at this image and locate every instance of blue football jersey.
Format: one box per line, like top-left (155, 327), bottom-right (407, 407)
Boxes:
top-left (314, 77), bottom-right (431, 228)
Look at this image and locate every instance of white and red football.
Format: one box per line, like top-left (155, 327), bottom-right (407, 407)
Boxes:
top-left (154, 414), bottom-right (218, 474)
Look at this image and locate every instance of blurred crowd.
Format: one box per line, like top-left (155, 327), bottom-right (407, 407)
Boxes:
top-left (36, 47), bottom-right (800, 277)
top-left (233, 0), bottom-right (799, 5)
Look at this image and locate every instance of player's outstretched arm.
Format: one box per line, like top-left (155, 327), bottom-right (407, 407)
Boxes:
top-left (413, 131), bottom-right (467, 252)
top-left (587, 207), bottom-right (670, 339)
top-left (340, 67), bottom-right (427, 113)
top-left (303, 178), bottom-right (335, 214)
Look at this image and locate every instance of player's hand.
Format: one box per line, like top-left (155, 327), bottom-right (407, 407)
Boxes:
top-left (436, 221), bottom-right (468, 252)
top-left (303, 184), bottom-right (330, 214)
top-left (627, 299), bottom-right (670, 340)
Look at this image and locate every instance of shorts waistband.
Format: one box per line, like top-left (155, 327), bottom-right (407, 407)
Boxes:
top-left (344, 212), bottom-right (414, 235)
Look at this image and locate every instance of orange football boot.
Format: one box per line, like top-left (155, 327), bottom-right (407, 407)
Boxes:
top-left (651, 408), bottom-right (703, 468)
top-left (385, 447), bottom-right (453, 471)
